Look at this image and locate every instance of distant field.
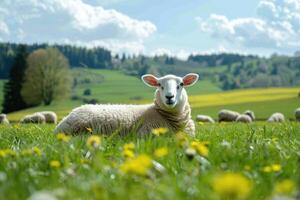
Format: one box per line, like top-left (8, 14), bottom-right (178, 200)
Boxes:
top-left (3, 69), bottom-right (300, 122)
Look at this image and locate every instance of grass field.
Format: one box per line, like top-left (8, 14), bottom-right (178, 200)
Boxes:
top-left (4, 69), bottom-right (300, 122)
top-left (0, 123), bottom-right (299, 199)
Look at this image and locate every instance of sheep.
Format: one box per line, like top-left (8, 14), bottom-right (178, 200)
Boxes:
top-left (20, 113), bottom-right (46, 124)
top-left (0, 114), bottom-right (9, 125)
top-left (295, 108), bottom-right (300, 121)
top-left (236, 110), bottom-right (255, 123)
top-left (267, 112), bottom-right (285, 122)
top-left (37, 111), bottom-right (57, 124)
top-left (218, 109), bottom-right (240, 122)
top-left (195, 115), bottom-right (215, 123)
top-left (54, 73), bottom-right (199, 136)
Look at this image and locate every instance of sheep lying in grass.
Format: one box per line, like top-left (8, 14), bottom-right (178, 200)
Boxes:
top-left (218, 109), bottom-right (240, 122)
top-left (195, 115), bottom-right (215, 123)
top-left (0, 114), bottom-right (9, 125)
top-left (295, 108), bottom-right (300, 122)
top-left (236, 110), bottom-right (255, 123)
top-left (21, 113), bottom-right (46, 124)
top-left (39, 111), bottom-right (57, 124)
top-left (267, 113), bottom-right (285, 122)
top-left (54, 73), bottom-right (199, 136)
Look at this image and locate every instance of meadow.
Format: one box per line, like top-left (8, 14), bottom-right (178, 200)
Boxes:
top-left (0, 123), bottom-right (299, 199)
top-left (3, 69), bottom-right (300, 122)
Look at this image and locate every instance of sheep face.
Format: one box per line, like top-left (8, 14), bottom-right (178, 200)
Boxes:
top-left (142, 73), bottom-right (198, 110)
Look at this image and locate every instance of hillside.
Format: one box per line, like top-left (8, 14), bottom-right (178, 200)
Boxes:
top-left (5, 69), bottom-right (300, 122)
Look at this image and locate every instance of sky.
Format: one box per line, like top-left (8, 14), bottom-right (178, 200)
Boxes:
top-left (1, 0), bottom-right (300, 59)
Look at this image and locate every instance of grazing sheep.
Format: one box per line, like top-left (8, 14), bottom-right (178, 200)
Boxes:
top-left (236, 110), bottom-right (256, 123)
top-left (218, 109), bottom-right (240, 122)
top-left (21, 113), bottom-right (46, 124)
top-left (54, 73), bottom-right (199, 136)
top-left (37, 111), bottom-right (57, 124)
top-left (295, 108), bottom-right (300, 121)
top-left (195, 115), bottom-right (215, 123)
top-left (0, 114), bottom-right (9, 125)
top-left (267, 112), bottom-right (285, 122)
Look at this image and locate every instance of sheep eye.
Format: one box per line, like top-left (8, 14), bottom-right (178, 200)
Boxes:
top-left (180, 82), bottom-right (184, 86)
top-left (158, 83), bottom-right (161, 87)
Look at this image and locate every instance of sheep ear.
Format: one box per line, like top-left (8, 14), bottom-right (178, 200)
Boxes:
top-left (183, 73), bottom-right (199, 87)
top-left (142, 74), bottom-right (159, 87)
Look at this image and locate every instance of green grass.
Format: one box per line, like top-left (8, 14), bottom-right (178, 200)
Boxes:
top-left (0, 123), bottom-right (299, 199)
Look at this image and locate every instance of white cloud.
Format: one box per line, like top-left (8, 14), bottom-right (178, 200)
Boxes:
top-left (0, 0), bottom-right (156, 53)
top-left (197, 0), bottom-right (300, 51)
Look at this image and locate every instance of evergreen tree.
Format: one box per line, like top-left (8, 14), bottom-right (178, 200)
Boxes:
top-left (2, 45), bottom-right (29, 113)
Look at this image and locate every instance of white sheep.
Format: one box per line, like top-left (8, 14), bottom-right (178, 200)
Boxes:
top-left (0, 114), bottom-right (9, 125)
top-left (20, 113), bottom-right (46, 124)
top-left (195, 115), bottom-right (215, 123)
top-left (295, 108), bottom-right (300, 122)
top-left (218, 109), bottom-right (240, 122)
top-left (54, 73), bottom-right (199, 136)
top-left (236, 110), bottom-right (255, 123)
top-left (37, 111), bottom-right (57, 124)
top-left (267, 112), bottom-right (285, 122)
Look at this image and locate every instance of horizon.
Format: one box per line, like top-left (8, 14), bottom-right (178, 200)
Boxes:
top-left (1, 0), bottom-right (300, 59)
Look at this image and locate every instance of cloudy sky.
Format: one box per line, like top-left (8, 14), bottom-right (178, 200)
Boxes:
top-left (0, 0), bottom-right (300, 59)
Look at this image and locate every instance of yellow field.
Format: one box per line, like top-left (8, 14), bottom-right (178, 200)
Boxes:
top-left (189, 87), bottom-right (300, 108)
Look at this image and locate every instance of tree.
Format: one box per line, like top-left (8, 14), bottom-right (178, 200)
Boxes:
top-left (21, 48), bottom-right (72, 105)
top-left (2, 45), bottom-right (29, 113)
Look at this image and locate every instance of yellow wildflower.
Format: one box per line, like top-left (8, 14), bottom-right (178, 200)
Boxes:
top-left (175, 132), bottom-right (188, 147)
top-left (50, 160), bottom-right (61, 169)
top-left (0, 149), bottom-right (16, 157)
top-left (86, 135), bottom-right (101, 148)
top-left (190, 141), bottom-right (209, 157)
top-left (120, 154), bottom-right (152, 176)
top-left (198, 122), bottom-right (204, 126)
top-left (122, 149), bottom-right (135, 159)
top-left (154, 147), bottom-right (168, 158)
top-left (80, 158), bottom-right (90, 164)
top-left (86, 127), bottom-right (93, 133)
top-left (262, 164), bottom-right (281, 173)
top-left (123, 143), bottom-right (135, 151)
top-left (152, 127), bottom-right (168, 136)
top-left (32, 147), bottom-right (42, 156)
top-left (274, 179), bottom-right (295, 194)
top-left (56, 133), bottom-right (70, 142)
top-left (213, 172), bottom-right (252, 199)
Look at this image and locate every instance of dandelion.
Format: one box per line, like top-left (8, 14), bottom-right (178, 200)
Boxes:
top-left (274, 179), bottom-right (295, 194)
top-left (152, 127), bottom-right (168, 136)
top-left (49, 160), bottom-right (61, 169)
top-left (190, 141), bottom-right (209, 157)
top-left (120, 154), bottom-right (152, 176)
top-left (262, 164), bottom-right (281, 173)
top-left (154, 147), bottom-right (168, 158)
top-left (56, 133), bottom-right (70, 142)
top-left (175, 132), bottom-right (188, 147)
top-left (0, 149), bottom-right (16, 157)
top-left (32, 147), bottom-right (42, 156)
top-left (122, 149), bottom-right (135, 159)
top-left (86, 127), bottom-right (93, 133)
top-left (213, 172), bottom-right (252, 199)
top-left (86, 135), bottom-right (101, 148)
top-left (123, 143), bottom-right (135, 151)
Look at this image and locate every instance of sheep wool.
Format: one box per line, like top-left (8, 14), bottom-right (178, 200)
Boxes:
top-left (195, 115), bottom-right (215, 123)
top-left (55, 74), bottom-right (199, 136)
top-left (21, 113), bottom-right (46, 124)
top-left (295, 108), bottom-right (300, 122)
top-left (218, 109), bottom-right (240, 122)
top-left (0, 114), bottom-right (9, 125)
top-left (236, 114), bottom-right (252, 123)
top-left (38, 111), bottom-right (57, 124)
top-left (267, 113), bottom-right (285, 122)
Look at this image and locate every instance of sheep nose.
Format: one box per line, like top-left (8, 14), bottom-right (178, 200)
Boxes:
top-left (165, 95), bottom-right (174, 100)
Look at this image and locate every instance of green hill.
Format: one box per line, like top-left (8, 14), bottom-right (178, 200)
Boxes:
top-left (4, 69), bottom-right (300, 122)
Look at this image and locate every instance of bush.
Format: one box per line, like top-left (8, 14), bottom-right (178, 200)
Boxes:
top-left (83, 88), bottom-right (91, 96)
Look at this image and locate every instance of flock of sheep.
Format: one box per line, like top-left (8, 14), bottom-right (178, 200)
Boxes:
top-left (196, 108), bottom-right (300, 123)
top-left (0, 111), bottom-right (57, 125)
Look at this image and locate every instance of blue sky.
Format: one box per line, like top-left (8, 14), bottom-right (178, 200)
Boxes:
top-left (1, 0), bottom-right (300, 59)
